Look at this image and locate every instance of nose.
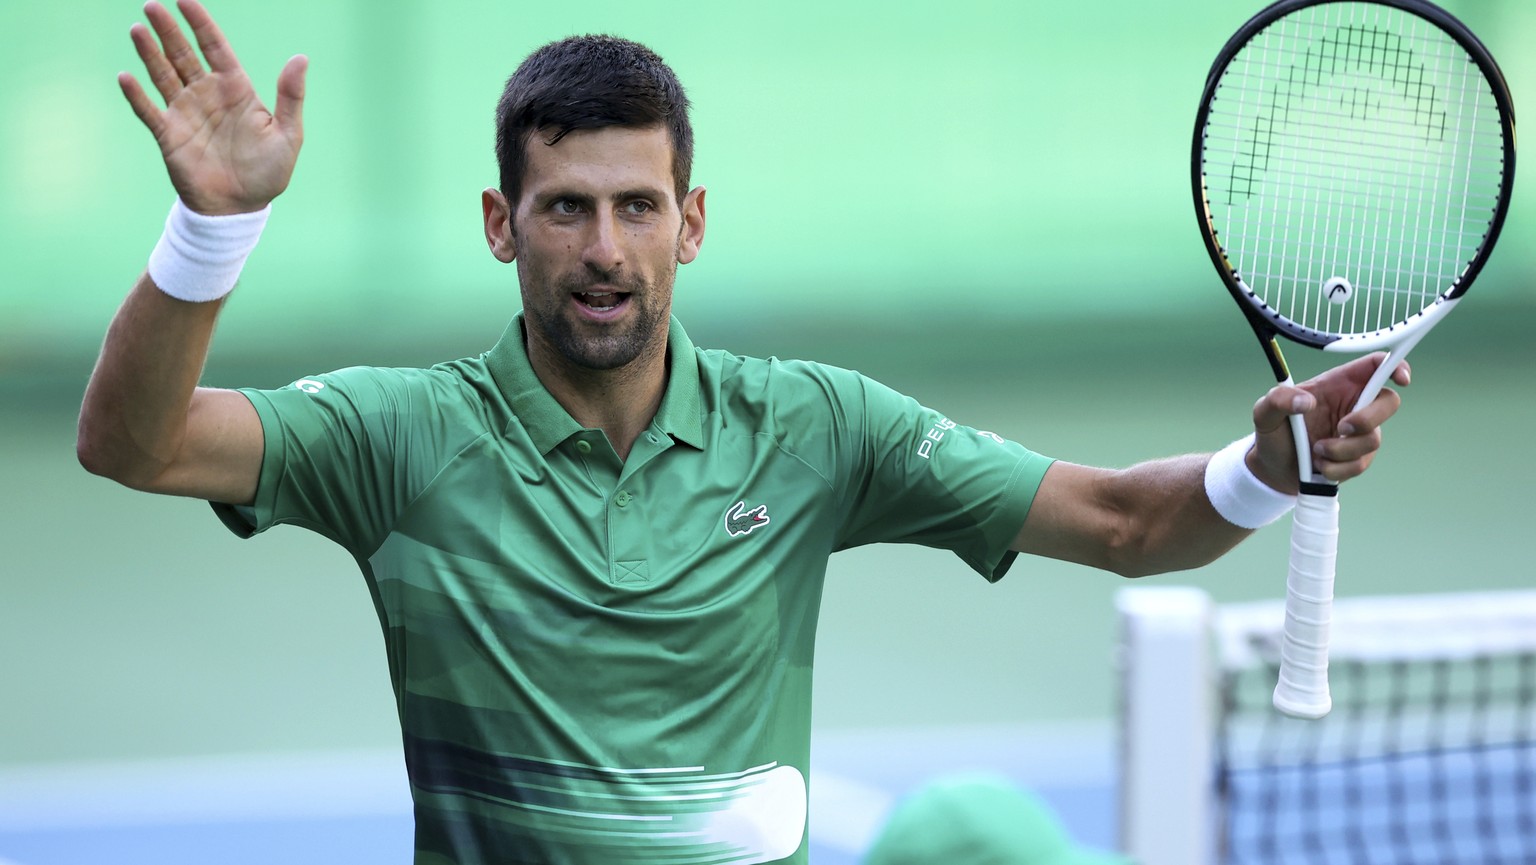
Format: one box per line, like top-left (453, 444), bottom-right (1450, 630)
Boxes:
top-left (581, 209), bottom-right (624, 274)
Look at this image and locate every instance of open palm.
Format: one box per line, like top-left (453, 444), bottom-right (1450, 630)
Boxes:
top-left (120, 0), bottom-right (306, 216)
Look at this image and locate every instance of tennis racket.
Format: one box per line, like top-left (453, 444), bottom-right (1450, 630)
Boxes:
top-left (1193, 0), bottom-right (1516, 719)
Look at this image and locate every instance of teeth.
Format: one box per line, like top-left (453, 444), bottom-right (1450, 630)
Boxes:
top-left (577, 292), bottom-right (624, 309)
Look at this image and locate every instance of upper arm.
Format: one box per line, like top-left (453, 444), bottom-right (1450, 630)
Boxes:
top-left (137, 386), bottom-right (264, 506)
top-left (222, 366), bottom-right (481, 552)
top-left (811, 365), bottom-right (1049, 577)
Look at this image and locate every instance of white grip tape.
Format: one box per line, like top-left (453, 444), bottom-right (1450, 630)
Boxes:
top-left (1273, 492), bottom-right (1339, 719)
top-left (147, 198), bottom-right (271, 302)
top-left (1204, 434), bottom-right (1297, 529)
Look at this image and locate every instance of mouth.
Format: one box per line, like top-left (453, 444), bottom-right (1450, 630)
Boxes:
top-left (571, 287), bottom-right (633, 319)
top-left (575, 289), bottom-right (628, 309)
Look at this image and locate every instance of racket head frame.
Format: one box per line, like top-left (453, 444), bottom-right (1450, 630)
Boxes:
top-left (1192, 0), bottom-right (1518, 380)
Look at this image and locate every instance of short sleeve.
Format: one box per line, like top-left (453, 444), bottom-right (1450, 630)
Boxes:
top-left (210, 366), bottom-right (479, 557)
top-left (831, 374), bottom-right (1055, 582)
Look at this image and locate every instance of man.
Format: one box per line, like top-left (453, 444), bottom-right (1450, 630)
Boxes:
top-left (78, 2), bottom-right (1408, 863)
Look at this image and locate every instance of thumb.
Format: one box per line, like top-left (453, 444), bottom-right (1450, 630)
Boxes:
top-left (275, 54), bottom-right (308, 139)
top-left (1253, 384), bottom-right (1316, 433)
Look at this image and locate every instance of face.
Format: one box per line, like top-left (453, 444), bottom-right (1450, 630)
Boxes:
top-left (482, 125), bottom-right (705, 373)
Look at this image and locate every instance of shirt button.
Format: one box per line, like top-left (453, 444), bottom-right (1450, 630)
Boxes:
top-left (615, 491), bottom-right (632, 507)
top-left (575, 440), bottom-right (592, 454)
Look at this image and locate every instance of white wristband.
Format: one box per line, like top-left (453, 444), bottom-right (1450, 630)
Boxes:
top-left (146, 198), bottom-right (271, 302)
top-left (1204, 434), bottom-right (1297, 529)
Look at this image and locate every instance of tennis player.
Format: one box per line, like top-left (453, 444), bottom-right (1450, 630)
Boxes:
top-left (78, 2), bottom-right (1410, 863)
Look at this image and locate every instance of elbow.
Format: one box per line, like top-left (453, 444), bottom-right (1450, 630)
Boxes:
top-left (1097, 518), bottom-right (1156, 579)
top-left (1107, 555), bottom-right (1166, 581)
top-left (1106, 554), bottom-right (1186, 581)
top-left (1103, 537), bottom-right (1221, 580)
top-left (1099, 520), bottom-right (1199, 580)
top-left (75, 420), bottom-right (162, 490)
top-left (76, 427), bottom-right (129, 484)
top-left (76, 439), bottom-right (105, 478)
top-left (76, 419), bottom-right (114, 479)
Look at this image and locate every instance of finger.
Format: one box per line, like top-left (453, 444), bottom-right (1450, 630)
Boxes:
top-left (1314, 385), bottom-right (1401, 470)
top-left (145, 0), bottom-right (206, 86)
top-left (132, 21), bottom-right (185, 106)
top-left (1341, 352), bottom-right (1410, 394)
top-left (1314, 448), bottom-right (1377, 483)
top-left (274, 54), bottom-right (308, 137)
top-left (1252, 384), bottom-right (1317, 433)
top-left (1327, 351), bottom-right (1393, 388)
top-left (130, 22), bottom-right (182, 104)
top-left (1314, 424), bottom-right (1383, 464)
top-left (118, 72), bottom-right (167, 139)
top-left (178, 0), bottom-right (243, 74)
top-left (1337, 386), bottom-right (1403, 437)
top-left (1313, 415), bottom-right (1386, 479)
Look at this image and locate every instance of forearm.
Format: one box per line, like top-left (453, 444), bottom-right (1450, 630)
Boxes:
top-left (77, 273), bottom-right (225, 485)
top-left (1100, 454), bottom-right (1255, 577)
top-left (1016, 454), bottom-right (1264, 579)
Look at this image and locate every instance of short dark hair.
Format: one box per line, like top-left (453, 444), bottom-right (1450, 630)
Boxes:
top-left (495, 35), bottom-right (694, 210)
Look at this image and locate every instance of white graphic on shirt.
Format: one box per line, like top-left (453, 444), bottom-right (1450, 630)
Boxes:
top-left (293, 379), bottom-right (326, 394)
top-left (918, 417), bottom-right (1009, 460)
top-left (699, 764), bottom-right (806, 860)
top-left (724, 501), bottom-right (772, 538)
top-left (464, 756), bottom-right (806, 863)
top-left (916, 417), bottom-right (957, 460)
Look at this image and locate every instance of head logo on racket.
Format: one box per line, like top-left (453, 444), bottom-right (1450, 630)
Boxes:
top-left (1323, 277), bottom-right (1353, 306)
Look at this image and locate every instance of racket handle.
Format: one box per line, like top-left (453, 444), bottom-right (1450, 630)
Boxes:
top-left (1273, 491), bottom-right (1338, 719)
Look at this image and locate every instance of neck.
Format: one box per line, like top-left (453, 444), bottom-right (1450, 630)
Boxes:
top-left (524, 329), bottom-right (669, 461)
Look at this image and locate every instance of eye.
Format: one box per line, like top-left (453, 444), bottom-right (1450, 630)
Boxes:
top-left (623, 199), bottom-right (654, 215)
top-left (552, 199), bottom-right (583, 215)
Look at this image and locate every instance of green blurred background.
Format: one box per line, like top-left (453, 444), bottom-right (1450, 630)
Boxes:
top-left (1, 0), bottom-right (1531, 775)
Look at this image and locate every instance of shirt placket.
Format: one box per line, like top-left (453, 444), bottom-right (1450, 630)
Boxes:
top-left (605, 426), bottom-right (673, 587)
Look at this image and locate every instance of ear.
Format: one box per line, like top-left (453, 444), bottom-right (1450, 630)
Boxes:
top-left (676, 185), bottom-right (706, 265)
top-left (482, 188), bottom-right (517, 263)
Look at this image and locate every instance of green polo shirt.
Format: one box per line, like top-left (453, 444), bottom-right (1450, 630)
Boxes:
top-left (214, 315), bottom-right (1054, 865)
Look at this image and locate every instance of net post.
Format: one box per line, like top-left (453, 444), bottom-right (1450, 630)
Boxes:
top-left (1117, 585), bottom-right (1218, 865)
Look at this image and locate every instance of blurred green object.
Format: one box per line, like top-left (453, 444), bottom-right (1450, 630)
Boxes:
top-left (862, 773), bottom-right (1134, 865)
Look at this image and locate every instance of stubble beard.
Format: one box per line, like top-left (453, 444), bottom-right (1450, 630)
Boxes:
top-left (524, 259), bottom-right (677, 372)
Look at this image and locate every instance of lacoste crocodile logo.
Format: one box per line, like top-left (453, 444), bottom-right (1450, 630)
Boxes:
top-left (724, 501), bottom-right (772, 538)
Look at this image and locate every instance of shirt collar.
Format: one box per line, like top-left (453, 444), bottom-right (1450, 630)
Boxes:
top-left (483, 312), bottom-right (704, 455)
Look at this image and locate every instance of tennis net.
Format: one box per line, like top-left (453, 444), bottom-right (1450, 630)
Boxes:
top-left (1118, 587), bottom-right (1536, 865)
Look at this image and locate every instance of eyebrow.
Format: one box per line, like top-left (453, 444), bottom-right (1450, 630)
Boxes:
top-left (613, 186), bottom-right (670, 203)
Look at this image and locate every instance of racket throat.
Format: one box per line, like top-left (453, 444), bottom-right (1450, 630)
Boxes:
top-left (1286, 394), bottom-right (1338, 495)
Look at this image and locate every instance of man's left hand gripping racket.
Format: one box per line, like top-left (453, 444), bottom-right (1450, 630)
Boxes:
top-left (1193, 0), bottom-right (1516, 718)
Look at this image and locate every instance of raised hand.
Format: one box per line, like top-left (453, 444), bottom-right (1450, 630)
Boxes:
top-left (120, 0), bottom-right (307, 215)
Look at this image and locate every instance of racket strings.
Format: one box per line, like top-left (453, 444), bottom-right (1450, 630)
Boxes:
top-left (1202, 1), bottom-right (1506, 339)
top-left (1206, 121), bottom-right (1503, 173)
